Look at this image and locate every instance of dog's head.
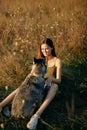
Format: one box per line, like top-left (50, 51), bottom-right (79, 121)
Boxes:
top-left (31, 57), bottom-right (47, 77)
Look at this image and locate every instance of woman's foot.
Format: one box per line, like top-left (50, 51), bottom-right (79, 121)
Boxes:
top-left (27, 114), bottom-right (39, 130)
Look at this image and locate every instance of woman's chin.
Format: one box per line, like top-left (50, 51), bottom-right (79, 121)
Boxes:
top-left (43, 54), bottom-right (48, 57)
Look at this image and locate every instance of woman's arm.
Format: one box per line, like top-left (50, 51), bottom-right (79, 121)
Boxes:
top-left (0, 88), bottom-right (19, 108)
top-left (55, 58), bottom-right (62, 83)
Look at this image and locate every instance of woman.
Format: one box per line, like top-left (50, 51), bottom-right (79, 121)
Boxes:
top-left (27, 38), bottom-right (62, 129)
top-left (0, 38), bottom-right (62, 130)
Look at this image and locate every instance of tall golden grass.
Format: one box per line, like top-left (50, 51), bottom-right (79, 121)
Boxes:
top-left (0, 0), bottom-right (87, 86)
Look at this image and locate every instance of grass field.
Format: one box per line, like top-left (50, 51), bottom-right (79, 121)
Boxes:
top-left (0, 0), bottom-right (87, 129)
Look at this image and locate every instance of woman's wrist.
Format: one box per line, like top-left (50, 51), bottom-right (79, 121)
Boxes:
top-left (52, 77), bottom-right (60, 84)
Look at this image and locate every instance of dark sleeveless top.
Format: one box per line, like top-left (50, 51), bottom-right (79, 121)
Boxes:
top-left (45, 65), bottom-right (56, 78)
top-left (44, 57), bottom-right (58, 78)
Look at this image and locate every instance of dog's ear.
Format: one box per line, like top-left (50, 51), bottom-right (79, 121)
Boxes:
top-left (33, 57), bottom-right (37, 64)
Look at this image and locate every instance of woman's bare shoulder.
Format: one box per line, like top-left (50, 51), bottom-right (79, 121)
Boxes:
top-left (54, 57), bottom-right (62, 66)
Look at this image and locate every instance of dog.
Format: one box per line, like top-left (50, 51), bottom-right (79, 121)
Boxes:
top-left (11, 57), bottom-right (47, 119)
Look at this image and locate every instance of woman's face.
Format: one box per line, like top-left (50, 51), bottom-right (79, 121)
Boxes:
top-left (41, 44), bottom-right (52, 57)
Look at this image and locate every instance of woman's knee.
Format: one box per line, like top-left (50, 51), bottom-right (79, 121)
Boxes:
top-left (51, 83), bottom-right (58, 91)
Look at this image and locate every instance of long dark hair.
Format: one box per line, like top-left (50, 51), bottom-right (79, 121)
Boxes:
top-left (38, 38), bottom-right (56, 58)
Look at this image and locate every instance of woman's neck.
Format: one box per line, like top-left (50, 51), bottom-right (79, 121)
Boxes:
top-left (46, 55), bottom-right (54, 61)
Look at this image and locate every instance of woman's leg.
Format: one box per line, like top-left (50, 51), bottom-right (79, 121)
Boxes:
top-left (27, 83), bottom-right (58, 129)
top-left (0, 88), bottom-right (19, 108)
top-left (35, 83), bottom-right (58, 116)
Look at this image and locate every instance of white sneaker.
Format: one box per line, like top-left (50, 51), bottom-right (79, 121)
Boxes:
top-left (27, 114), bottom-right (39, 130)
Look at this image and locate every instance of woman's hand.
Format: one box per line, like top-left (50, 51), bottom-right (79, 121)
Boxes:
top-left (45, 77), bottom-right (54, 86)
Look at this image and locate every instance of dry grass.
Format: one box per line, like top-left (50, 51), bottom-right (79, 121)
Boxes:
top-left (0, 0), bottom-right (87, 86)
top-left (0, 1), bottom-right (87, 130)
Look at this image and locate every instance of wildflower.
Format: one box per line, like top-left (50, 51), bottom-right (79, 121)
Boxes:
top-left (5, 86), bottom-right (8, 91)
top-left (53, 8), bottom-right (56, 11)
top-left (13, 52), bottom-right (16, 56)
top-left (22, 99), bottom-right (25, 105)
top-left (0, 123), bottom-right (5, 129)
top-left (50, 26), bottom-right (54, 29)
top-left (20, 50), bottom-right (23, 53)
top-left (14, 42), bottom-right (18, 46)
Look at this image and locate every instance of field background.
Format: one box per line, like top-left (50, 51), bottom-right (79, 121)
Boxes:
top-left (0, 0), bottom-right (87, 130)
